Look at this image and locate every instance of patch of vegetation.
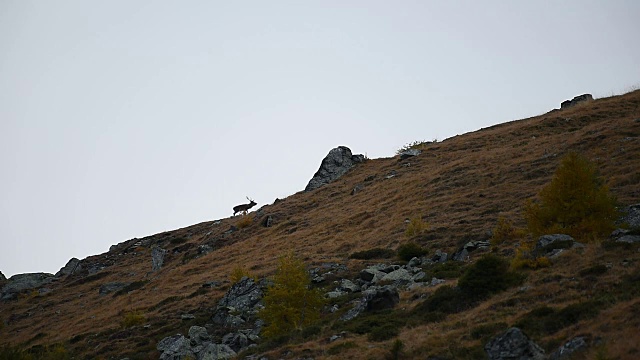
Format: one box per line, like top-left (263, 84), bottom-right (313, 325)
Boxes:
top-left (458, 254), bottom-right (525, 301)
top-left (579, 264), bottom-right (609, 277)
top-left (396, 140), bottom-right (428, 154)
top-left (423, 261), bottom-right (466, 280)
top-left (113, 281), bottom-right (149, 297)
top-left (470, 322), bottom-right (509, 341)
top-left (236, 214), bottom-right (254, 229)
top-left (229, 266), bottom-right (255, 284)
top-left (515, 301), bottom-right (602, 337)
top-left (148, 296), bottom-right (184, 311)
top-left (337, 310), bottom-right (407, 339)
top-left (491, 217), bottom-right (525, 246)
top-left (121, 311), bottom-right (146, 329)
top-left (259, 252), bottom-right (325, 338)
top-left (67, 271), bottom-right (111, 287)
top-left (0, 343), bottom-right (71, 360)
top-left (387, 339), bottom-right (405, 360)
top-left (414, 255), bottom-right (523, 322)
top-left (397, 242), bottom-right (427, 261)
top-left (169, 237), bottom-right (187, 245)
top-left (349, 248), bottom-right (396, 260)
top-left (326, 341), bottom-right (357, 356)
top-left (405, 217), bottom-right (430, 238)
top-left (524, 152), bottom-right (618, 241)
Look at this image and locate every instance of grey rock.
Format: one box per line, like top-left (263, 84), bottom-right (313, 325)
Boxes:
top-left (262, 215), bottom-right (273, 227)
top-left (55, 258), bottom-right (81, 277)
top-left (326, 290), bottom-right (347, 299)
top-left (152, 246), bottom-right (167, 271)
top-left (430, 278), bottom-right (446, 286)
top-left (1, 273), bottom-right (55, 297)
top-left (616, 235), bottom-right (640, 243)
top-left (381, 268), bottom-right (413, 284)
top-left (549, 337), bottom-right (587, 360)
top-left (340, 286), bottom-right (399, 321)
top-left (99, 282), bottom-right (129, 296)
top-left (485, 327), bottom-right (545, 360)
top-left (212, 277), bottom-right (264, 327)
top-left (0, 271), bottom-right (6, 283)
top-left (431, 250), bottom-right (448, 263)
top-left (624, 204), bottom-right (640, 228)
top-left (561, 94), bottom-right (593, 109)
top-left (399, 149), bottom-right (421, 159)
top-left (535, 234), bottom-right (575, 255)
top-left (452, 248), bottom-right (469, 262)
top-left (157, 334), bottom-right (194, 360)
top-left (222, 332), bottom-right (249, 353)
top-left (360, 268), bottom-right (386, 283)
top-left (198, 343), bottom-right (236, 360)
top-left (305, 146), bottom-right (365, 191)
top-left (408, 257), bottom-right (422, 267)
top-left (189, 326), bottom-right (211, 346)
top-left (339, 279), bottom-right (360, 293)
top-left (181, 314), bottom-right (196, 320)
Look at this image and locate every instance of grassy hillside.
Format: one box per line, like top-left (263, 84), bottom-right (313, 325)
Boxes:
top-left (1, 90), bottom-right (639, 359)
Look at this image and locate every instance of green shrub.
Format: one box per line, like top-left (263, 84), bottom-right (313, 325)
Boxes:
top-left (368, 324), bottom-right (399, 342)
top-left (423, 261), bottom-right (466, 279)
top-left (515, 301), bottom-right (601, 336)
top-left (413, 285), bottom-right (468, 316)
top-left (524, 152), bottom-right (618, 241)
top-left (236, 213), bottom-right (254, 229)
top-left (327, 341), bottom-right (357, 355)
top-left (458, 254), bottom-right (524, 300)
top-left (397, 242), bottom-right (427, 261)
top-left (229, 266), bottom-right (255, 284)
top-left (388, 339), bottom-right (405, 360)
top-left (259, 253), bottom-right (325, 338)
top-left (405, 217), bottom-right (430, 238)
top-left (349, 248), bottom-right (396, 260)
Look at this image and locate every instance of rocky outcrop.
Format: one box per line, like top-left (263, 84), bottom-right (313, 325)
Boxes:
top-left (152, 246), bottom-right (167, 271)
top-left (452, 241), bottom-right (490, 261)
top-left (534, 234), bottom-right (576, 256)
top-left (485, 327), bottom-right (545, 360)
top-left (56, 258), bottom-right (81, 277)
top-left (622, 203), bottom-right (640, 228)
top-left (561, 94), bottom-right (593, 109)
top-left (305, 146), bottom-right (365, 191)
top-left (399, 149), bottom-right (421, 160)
top-left (157, 327), bottom-right (237, 360)
top-left (99, 282), bottom-right (130, 296)
top-left (340, 285), bottom-right (400, 321)
top-left (1, 273), bottom-right (55, 300)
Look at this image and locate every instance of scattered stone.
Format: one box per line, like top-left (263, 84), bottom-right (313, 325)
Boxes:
top-left (535, 234), bottom-right (575, 255)
top-left (157, 334), bottom-right (194, 360)
top-left (305, 146), bottom-right (366, 191)
top-left (222, 332), bottom-right (249, 353)
top-left (385, 170), bottom-right (397, 179)
top-left (364, 175), bottom-right (376, 182)
top-left (381, 268), bottom-right (413, 284)
top-left (430, 278), bottom-right (446, 286)
top-left (485, 327), bottom-right (545, 360)
top-left (340, 286), bottom-right (399, 321)
top-left (560, 94), bottom-right (593, 109)
top-left (55, 258), bottom-right (81, 277)
top-left (359, 268), bottom-right (386, 283)
top-left (431, 250), bottom-right (448, 263)
top-left (549, 336), bottom-right (588, 360)
top-left (189, 326), bottom-right (211, 345)
top-left (181, 314), bottom-right (196, 320)
top-left (616, 235), bottom-right (640, 244)
top-left (399, 148), bottom-right (421, 159)
top-left (152, 246), bottom-right (167, 272)
top-left (202, 281), bottom-right (223, 288)
top-left (351, 185), bottom-right (363, 195)
top-left (211, 277), bottom-right (264, 327)
top-left (339, 279), bottom-right (360, 293)
top-left (199, 343), bottom-right (236, 360)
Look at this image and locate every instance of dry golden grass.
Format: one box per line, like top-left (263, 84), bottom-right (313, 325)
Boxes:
top-left (1, 90), bottom-right (639, 358)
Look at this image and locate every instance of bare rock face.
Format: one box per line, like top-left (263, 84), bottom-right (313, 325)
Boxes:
top-left (152, 246), bottom-right (167, 271)
top-left (485, 327), bottom-right (545, 360)
top-left (305, 146), bottom-right (365, 191)
top-left (1, 273), bottom-right (55, 300)
top-left (561, 94), bottom-right (593, 109)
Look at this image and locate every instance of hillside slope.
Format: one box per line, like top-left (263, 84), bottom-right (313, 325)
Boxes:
top-left (1, 90), bottom-right (639, 359)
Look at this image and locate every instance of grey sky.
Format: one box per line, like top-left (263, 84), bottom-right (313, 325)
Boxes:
top-left (1, 1), bottom-right (639, 277)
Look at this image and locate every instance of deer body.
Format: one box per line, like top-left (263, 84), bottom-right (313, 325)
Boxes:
top-left (233, 197), bottom-right (257, 216)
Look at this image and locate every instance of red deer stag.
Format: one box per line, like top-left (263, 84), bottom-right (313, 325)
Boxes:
top-left (233, 197), bottom-right (257, 216)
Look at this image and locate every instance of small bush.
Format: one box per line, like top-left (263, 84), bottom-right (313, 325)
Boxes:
top-left (510, 241), bottom-right (552, 270)
top-left (396, 140), bottom-right (427, 155)
top-left (368, 324), bottom-right (399, 342)
top-left (387, 339), bottom-right (405, 360)
top-left (121, 311), bottom-right (146, 328)
top-left (524, 152), bottom-right (618, 241)
top-left (236, 214), bottom-right (254, 229)
top-left (579, 264), bottom-right (608, 277)
top-left (259, 253), bottom-right (325, 338)
top-left (491, 217), bottom-right (525, 246)
top-left (230, 266), bottom-right (255, 284)
top-left (349, 248), bottom-right (396, 260)
top-left (405, 217), bottom-right (430, 238)
top-left (397, 242), bottom-right (427, 261)
top-left (414, 285), bottom-right (468, 316)
top-left (423, 261), bottom-right (466, 280)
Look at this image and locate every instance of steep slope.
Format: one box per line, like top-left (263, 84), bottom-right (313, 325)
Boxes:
top-left (1, 90), bottom-right (639, 359)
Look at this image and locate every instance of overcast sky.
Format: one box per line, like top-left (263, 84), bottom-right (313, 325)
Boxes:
top-left (1, 1), bottom-right (639, 278)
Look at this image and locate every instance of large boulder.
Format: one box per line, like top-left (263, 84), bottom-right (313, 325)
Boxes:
top-left (211, 277), bottom-right (264, 327)
top-left (549, 336), bottom-right (588, 360)
top-left (198, 344), bottom-right (236, 360)
top-left (623, 204), bottom-right (640, 228)
top-left (157, 334), bottom-right (194, 360)
top-left (152, 246), bottom-right (167, 271)
top-left (340, 285), bottom-right (400, 321)
top-left (1, 273), bottom-right (55, 300)
top-left (560, 94), bottom-right (593, 109)
top-left (305, 146), bottom-right (365, 191)
top-left (534, 234), bottom-right (575, 256)
top-left (485, 327), bottom-right (545, 360)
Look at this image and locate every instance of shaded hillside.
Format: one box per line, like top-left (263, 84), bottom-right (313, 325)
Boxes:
top-left (1, 90), bottom-right (639, 359)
